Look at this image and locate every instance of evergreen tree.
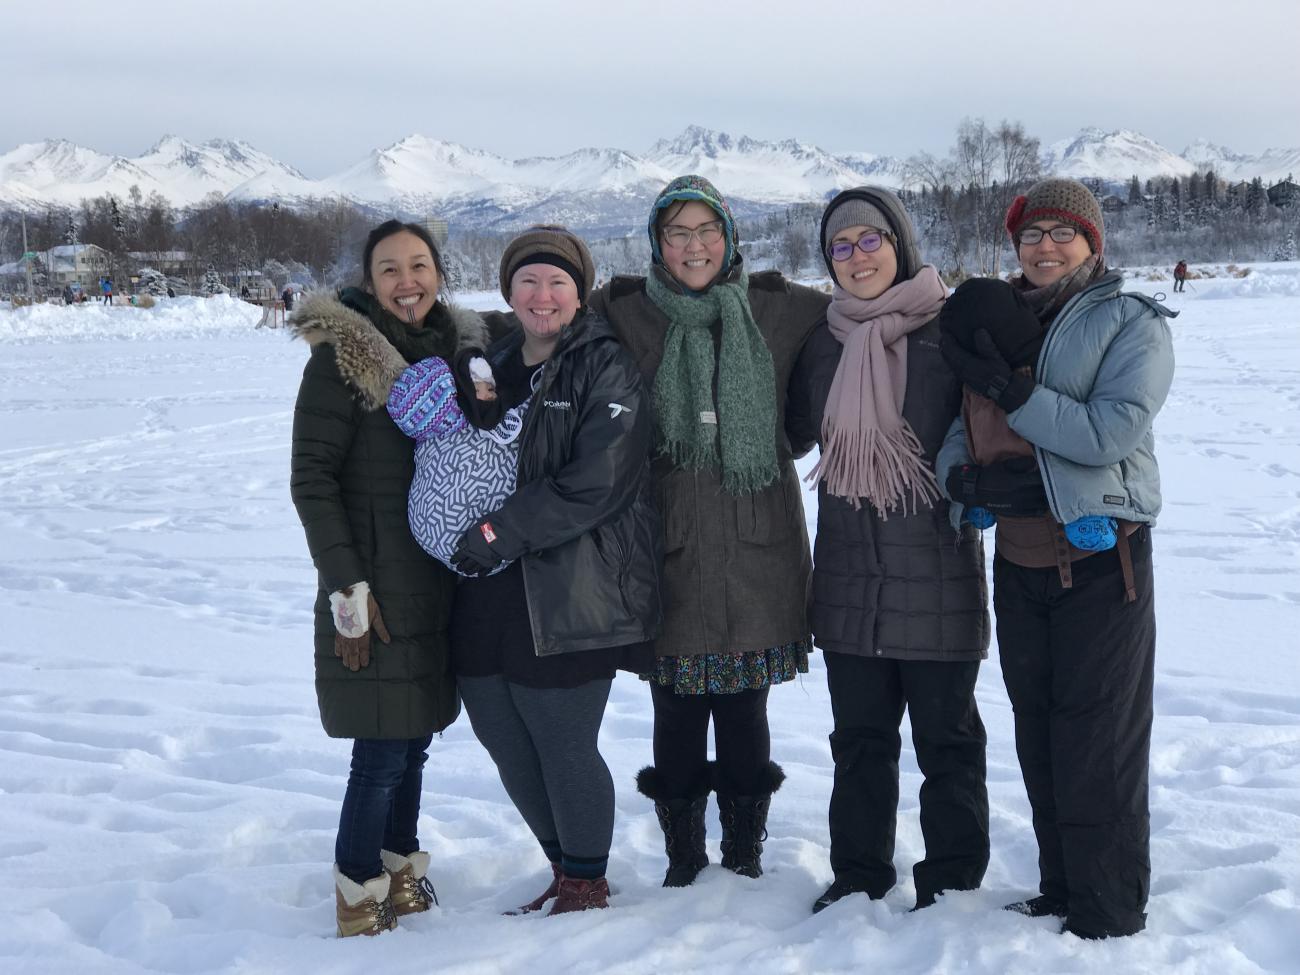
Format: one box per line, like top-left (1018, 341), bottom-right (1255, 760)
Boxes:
top-left (203, 264), bottom-right (225, 296)
top-left (1275, 229), bottom-right (1298, 262)
top-left (63, 214), bottom-right (77, 246)
top-left (136, 267), bottom-right (168, 296)
top-left (1170, 179), bottom-right (1183, 231)
top-left (1128, 175), bottom-right (1142, 206)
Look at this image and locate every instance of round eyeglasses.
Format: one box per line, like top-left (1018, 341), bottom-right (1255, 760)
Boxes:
top-left (1017, 226), bottom-right (1079, 246)
top-left (661, 221), bottom-right (725, 248)
top-left (827, 230), bottom-right (893, 263)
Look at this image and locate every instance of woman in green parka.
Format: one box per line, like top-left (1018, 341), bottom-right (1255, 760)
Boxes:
top-left (589, 175), bottom-right (828, 886)
top-left (290, 220), bottom-right (488, 937)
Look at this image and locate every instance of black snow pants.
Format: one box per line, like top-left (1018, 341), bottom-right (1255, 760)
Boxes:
top-left (994, 526), bottom-right (1155, 938)
top-left (824, 651), bottom-right (990, 905)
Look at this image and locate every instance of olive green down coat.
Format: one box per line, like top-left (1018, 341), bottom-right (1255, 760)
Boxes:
top-left (290, 290), bottom-right (488, 739)
top-left (589, 267), bottom-right (829, 657)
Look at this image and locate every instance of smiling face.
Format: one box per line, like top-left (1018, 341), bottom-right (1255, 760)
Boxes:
top-left (658, 200), bottom-right (729, 292)
top-left (829, 225), bottom-right (899, 300)
top-left (508, 262), bottom-right (581, 354)
top-left (1017, 220), bottom-right (1094, 288)
top-left (367, 230), bottom-right (440, 322)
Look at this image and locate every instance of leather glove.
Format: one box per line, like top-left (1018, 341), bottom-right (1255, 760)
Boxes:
top-left (328, 581), bottom-right (391, 671)
top-left (945, 457), bottom-right (1050, 517)
top-left (940, 328), bottom-right (1035, 413)
top-left (450, 518), bottom-right (509, 577)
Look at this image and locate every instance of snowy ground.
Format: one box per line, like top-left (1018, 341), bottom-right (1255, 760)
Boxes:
top-left (1, 271), bottom-right (1298, 975)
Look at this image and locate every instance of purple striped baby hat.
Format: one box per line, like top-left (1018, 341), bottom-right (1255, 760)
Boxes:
top-left (386, 356), bottom-right (466, 442)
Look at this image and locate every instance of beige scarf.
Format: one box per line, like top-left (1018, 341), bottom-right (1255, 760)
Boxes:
top-left (809, 265), bottom-right (947, 515)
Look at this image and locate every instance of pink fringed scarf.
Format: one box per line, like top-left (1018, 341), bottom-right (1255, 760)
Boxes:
top-left (808, 265), bottom-right (947, 515)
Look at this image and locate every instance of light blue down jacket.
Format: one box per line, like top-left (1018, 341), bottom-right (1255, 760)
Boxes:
top-left (938, 271), bottom-right (1176, 531)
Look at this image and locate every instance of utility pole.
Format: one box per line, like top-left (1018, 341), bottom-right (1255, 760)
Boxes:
top-left (21, 212), bottom-right (35, 299)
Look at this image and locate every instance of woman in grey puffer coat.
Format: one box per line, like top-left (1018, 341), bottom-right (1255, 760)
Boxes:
top-left (788, 187), bottom-right (990, 915)
top-left (937, 178), bottom-right (1175, 940)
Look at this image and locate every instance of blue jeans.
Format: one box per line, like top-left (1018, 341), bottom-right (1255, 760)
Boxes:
top-left (335, 735), bottom-right (432, 884)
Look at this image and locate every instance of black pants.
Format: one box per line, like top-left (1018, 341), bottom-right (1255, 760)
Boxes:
top-left (994, 528), bottom-right (1155, 937)
top-left (824, 652), bottom-right (989, 903)
top-left (651, 683), bottom-right (770, 796)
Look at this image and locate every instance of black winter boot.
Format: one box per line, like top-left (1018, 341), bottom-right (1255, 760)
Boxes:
top-left (717, 761), bottom-right (785, 879)
top-left (636, 764), bottom-right (711, 888)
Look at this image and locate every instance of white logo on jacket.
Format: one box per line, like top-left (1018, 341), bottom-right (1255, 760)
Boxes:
top-left (608, 403), bottom-right (632, 418)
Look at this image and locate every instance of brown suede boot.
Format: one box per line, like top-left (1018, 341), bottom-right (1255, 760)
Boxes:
top-left (380, 850), bottom-right (437, 916)
top-left (334, 866), bottom-right (397, 937)
top-left (504, 862), bottom-right (563, 916)
top-left (547, 875), bottom-right (610, 915)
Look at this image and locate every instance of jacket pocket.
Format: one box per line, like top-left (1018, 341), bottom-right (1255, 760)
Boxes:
top-left (736, 470), bottom-right (798, 546)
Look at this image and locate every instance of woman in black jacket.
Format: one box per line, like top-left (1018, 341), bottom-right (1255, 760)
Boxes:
top-left (448, 226), bottom-right (660, 915)
top-left (290, 220), bottom-right (486, 936)
top-left (788, 187), bottom-right (990, 914)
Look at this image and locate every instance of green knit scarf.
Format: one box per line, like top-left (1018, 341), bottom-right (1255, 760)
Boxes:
top-left (645, 266), bottom-right (779, 495)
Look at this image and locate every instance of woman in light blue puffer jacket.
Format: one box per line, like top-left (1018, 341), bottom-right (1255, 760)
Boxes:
top-left (936, 178), bottom-right (1174, 941)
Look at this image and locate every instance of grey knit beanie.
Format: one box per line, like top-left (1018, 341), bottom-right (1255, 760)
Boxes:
top-left (819, 186), bottom-right (924, 281)
top-left (499, 225), bottom-right (596, 303)
top-left (1005, 178), bottom-right (1104, 254)
top-left (822, 198), bottom-right (892, 251)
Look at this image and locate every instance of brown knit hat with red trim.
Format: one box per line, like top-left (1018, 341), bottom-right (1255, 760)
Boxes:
top-left (1005, 178), bottom-right (1104, 254)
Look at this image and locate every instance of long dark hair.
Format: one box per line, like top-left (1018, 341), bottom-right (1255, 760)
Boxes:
top-left (360, 220), bottom-right (450, 297)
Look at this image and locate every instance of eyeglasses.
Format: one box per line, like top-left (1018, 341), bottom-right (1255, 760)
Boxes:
top-left (1017, 226), bottom-right (1079, 246)
top-left (661, 221), bottom-right (725, 248)
top-left (827, 230), bottom-right (894, 263)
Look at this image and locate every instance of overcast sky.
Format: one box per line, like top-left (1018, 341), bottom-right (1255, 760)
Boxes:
top-left (6, 0), bottom-right (1297, 176)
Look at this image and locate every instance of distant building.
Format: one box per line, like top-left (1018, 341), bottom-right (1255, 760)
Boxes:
top-left (128, 250), bottom-right (200, 279)
top-left (423, 216), bottom-right (449, 247)
top-left (44, 244), bottom-right (110, 286)
top-left (1267, 179), bottom-right (1299, 210)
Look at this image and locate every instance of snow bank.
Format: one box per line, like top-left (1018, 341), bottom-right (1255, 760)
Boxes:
top-left (0, 294), bottom-right (267, 343)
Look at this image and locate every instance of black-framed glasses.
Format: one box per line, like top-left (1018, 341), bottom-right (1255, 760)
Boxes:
top-left (661, 221), bottom-right (725, 248)
top-left (1017, 226), bottom-right (1079, 246)
top-left (827, 230), bottom-right (894, 262)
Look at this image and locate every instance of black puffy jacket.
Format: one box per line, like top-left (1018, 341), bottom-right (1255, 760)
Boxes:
top-left (481, 310), bottom-right (662, 656)
top-left (788, 314), bottom-right (989, 662)
top-left (290, 289), bottom-right (487, 738)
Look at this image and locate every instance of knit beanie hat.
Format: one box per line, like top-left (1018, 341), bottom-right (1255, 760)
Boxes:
top-left (648, 174), bottom-right (740, 270)
top-left (499, 225), bottom-right (596, 303)
top-left (822, 198), bottom-right (892, 252)
top-left (819, 186), bottom-right (924, 281)
top-left (1005, 178), bottom-right (1104, 254)
top-left (386, 356), bottom-right (467, 443)
top-left (939, 277), bottom-right (1044, 370)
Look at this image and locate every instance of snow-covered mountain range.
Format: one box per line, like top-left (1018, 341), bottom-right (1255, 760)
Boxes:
top-left (2, 126), bottom-right (1295, 232)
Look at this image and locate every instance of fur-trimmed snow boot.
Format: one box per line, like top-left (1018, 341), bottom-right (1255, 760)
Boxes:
top-left (504, 862), bottom-right (563, 916)
top-left (334, 865), bottom-right (397, 937)
top-left (380, 849), bottom-right (438, 916)
top-left (717, 761), bottom-right (785, 879)
top-left (636, 764), bottom-right (712, 887)
top-left (548, 875), bottom-right (610, 915)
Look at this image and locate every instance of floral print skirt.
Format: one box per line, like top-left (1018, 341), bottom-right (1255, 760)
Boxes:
top-left (642, 639), bottom-right (811, 695)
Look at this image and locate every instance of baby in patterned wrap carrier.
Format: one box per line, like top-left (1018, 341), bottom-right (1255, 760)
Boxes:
top-left (385, 351), bottom-right (528, 576)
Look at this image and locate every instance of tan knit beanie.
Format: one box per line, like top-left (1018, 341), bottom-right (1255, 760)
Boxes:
top-left (499, 225), bottom-right (596, 303)
top-left (1005, 178), bottom-right (1104, 254)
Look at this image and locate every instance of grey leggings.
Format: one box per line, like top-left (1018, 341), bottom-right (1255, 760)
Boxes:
top-left (458, 676), bottom-right (615, 864)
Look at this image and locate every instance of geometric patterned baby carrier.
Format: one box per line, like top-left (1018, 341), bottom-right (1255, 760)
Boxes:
top-left (386, 353), bottom-right (535, 577)
top-left (407, 405), bottom-right (527, 575)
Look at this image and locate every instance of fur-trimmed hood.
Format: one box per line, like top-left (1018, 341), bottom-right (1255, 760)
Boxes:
top-left (289, 290), bottom-right (489, 410)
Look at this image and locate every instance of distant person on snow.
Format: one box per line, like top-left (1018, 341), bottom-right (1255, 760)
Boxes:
top-left (938, 178), bottom-right (1176, 939)
top-left (101, 277), bottom-right (113, 305)
top-left (1173, 260), bottom-right (1188, 292)
top-left (282, 286), bottom-right (295, 311)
